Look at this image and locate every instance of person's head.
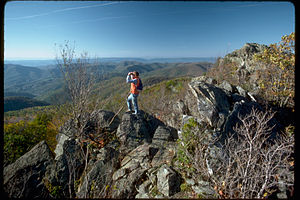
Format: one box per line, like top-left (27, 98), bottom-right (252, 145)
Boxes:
top-left (132, 71), bottom-right (139, 77)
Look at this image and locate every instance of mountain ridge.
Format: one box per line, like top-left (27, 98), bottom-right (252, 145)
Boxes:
top-left (4, 57), bottom-right (217, 67)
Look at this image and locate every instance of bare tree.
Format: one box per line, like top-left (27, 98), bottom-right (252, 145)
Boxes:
top-left (55, 41), bottom-right (103, 198)
top-left (178, 108), bottom-right (294, 198)
top-left (55, 41), bottom-right (100, 139)
top-left (218, 108), bottom-right (294, 198)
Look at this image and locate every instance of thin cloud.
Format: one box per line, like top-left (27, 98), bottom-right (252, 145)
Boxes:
top-left (6, 1), bottom-right (120, 20)
top-left (69, 15), bottom-right (135, 25)
top-left (38, 14), bottom-right (134, 29)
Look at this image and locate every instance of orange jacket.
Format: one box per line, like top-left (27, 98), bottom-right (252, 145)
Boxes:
top-left (130, 78), bottom-right (140, 94)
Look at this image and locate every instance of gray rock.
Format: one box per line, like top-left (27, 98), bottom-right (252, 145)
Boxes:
top-left (192, 184), bottom-right (216, 197)
top-left (57, 118), bottom-right (78, 139)
top-left (222, 100), bottom-right (263, 138)
top-left (151, 125), bottom-right (178, 146)
top-left (76, 158), bottom-right (117, 198)
top-left (76, 144), bottom-right (119, 198)
top-left (236, 85), bottom-right (247, 97)
top-left (151, 144), bottom-right (176, 168)
top-left (52, 154), bottom-right (70, 196)
top-left (173, 100), bottom-right (188, 115)
top-left (186, 178), bottom-right (195, 186)
top-left (55, 110), bottom-right (120, 160)
top-left (111, 167), bottom-right (148, 198)
top-left (135, 179), bottom-right (152, 198)
top-left (50, 139), bottom-right (86, 198)
top-left (3, 141), bottom-right (54, 198)
top-left (218, 80), bottom-right (233, 94)
top-left (112, 168), bottom-right (127, 181)
top-left (116, 112), bottom-right (152, 154)
top-left (186, 80), bottom-right (230, 128)
top-left (156, 164), bottom-right (182, 197)
top-left (54, 132), bottom-right (72, 160)
top-left (225, 43), bottom-right (268, 73)
top-left (150, 126), bottom-right (177, 167)
top-left (191, 76), bottom-right (217, 85)
top-left (136, 192), bottom-right (150, 198)
top-left (120, 143), bottom-right (152, 170)
top-left (110, 143), bottom-right (154, 198)
top-left (54, 119), bottom-right (77, 159)
top-left (89, 109), bottom-right (120, 132)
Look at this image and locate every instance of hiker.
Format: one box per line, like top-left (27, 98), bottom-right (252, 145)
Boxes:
top-left (126, 71), bottom-right (142, 115)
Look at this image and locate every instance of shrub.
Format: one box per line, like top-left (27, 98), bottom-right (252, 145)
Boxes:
top-left (206, 57), bottom-right (239, 85)
top-left (174, 118), bottom-right (213, 180)
top-left (4, 113), bottom-right (56, 166)
top-left (254, 32), bottom-right (295, 108)
top-left (218, 108), bottom-right (294, 198)
top-left (175, 109), bottom-right (294, 198)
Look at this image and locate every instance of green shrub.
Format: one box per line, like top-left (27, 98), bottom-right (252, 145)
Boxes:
top-left (4, 113), bottom-right (55, 166)
top-left (175, 118), bottom-right (206, 176)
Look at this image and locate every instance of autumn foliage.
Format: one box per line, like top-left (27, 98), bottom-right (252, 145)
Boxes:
top-left (254, 32), bottom-right (295, 108)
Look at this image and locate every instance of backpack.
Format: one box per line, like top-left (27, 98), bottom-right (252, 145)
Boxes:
top-left (136, 78), bottom-right (143, 91)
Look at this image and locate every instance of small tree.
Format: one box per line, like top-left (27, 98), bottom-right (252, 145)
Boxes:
top-left (55, 41), bottom-right (99, 139)
top-left (56, 41), bottom-right (103, 198)
top-left (254, 32), bottom-right (295, 108)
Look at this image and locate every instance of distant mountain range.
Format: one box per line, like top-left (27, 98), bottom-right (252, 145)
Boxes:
top-left (4, 60), bottom-right (214, 112)
top-left (4, 57), bottom-right (217, 67)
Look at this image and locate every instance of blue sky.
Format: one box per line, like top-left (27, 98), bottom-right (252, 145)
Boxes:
top-left (4, 1), bottom-right (295, 60)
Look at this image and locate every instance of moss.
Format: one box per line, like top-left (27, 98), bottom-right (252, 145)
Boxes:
top-left (43, 178), bottom-right (63, 198)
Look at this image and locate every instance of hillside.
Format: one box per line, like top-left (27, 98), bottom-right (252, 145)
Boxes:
top-left (3, 74), bottom-right (294, 198)
top-left (4, 64), bottom-right (51, 88)
top-left (4, 61), bottom-right (213, 106)
top-left (4, 96), bottom-right (50, 112)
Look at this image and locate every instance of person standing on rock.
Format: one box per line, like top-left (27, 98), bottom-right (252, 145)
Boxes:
top-left (126, 71), bottom-right (141, 115)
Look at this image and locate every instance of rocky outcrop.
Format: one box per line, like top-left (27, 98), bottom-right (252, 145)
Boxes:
top-left (3, 141), bottom-right (54, 198)
top-left (4, 107), bottom-right (183, 198)
top-left (224, 43), bottom-right (268, 73)
top-left (4, 57), bottom-right (290, 198)
top-left (111, 119), bottom-right (180, 198)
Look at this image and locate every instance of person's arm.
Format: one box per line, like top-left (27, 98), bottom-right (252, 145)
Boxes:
top-left (126, 73), bottom-right (137, 84)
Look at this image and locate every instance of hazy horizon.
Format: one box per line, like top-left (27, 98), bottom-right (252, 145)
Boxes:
top-left (4, 56), bottom-right (218, 67)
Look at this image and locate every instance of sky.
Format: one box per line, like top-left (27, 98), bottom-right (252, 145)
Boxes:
top-left (4, 1), bottom-right (295, 60)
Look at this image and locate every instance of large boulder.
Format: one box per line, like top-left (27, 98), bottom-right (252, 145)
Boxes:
top-left (3, 141), bottom-right (54, 198)
top-left (116, 111), bottom-right (152, 155)
top-left (45, 138), bottom-right (86, 198)
top-left (185, 77), bottom-right (231, 128)
top-left (87, 109), bottom-right (120, 132)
